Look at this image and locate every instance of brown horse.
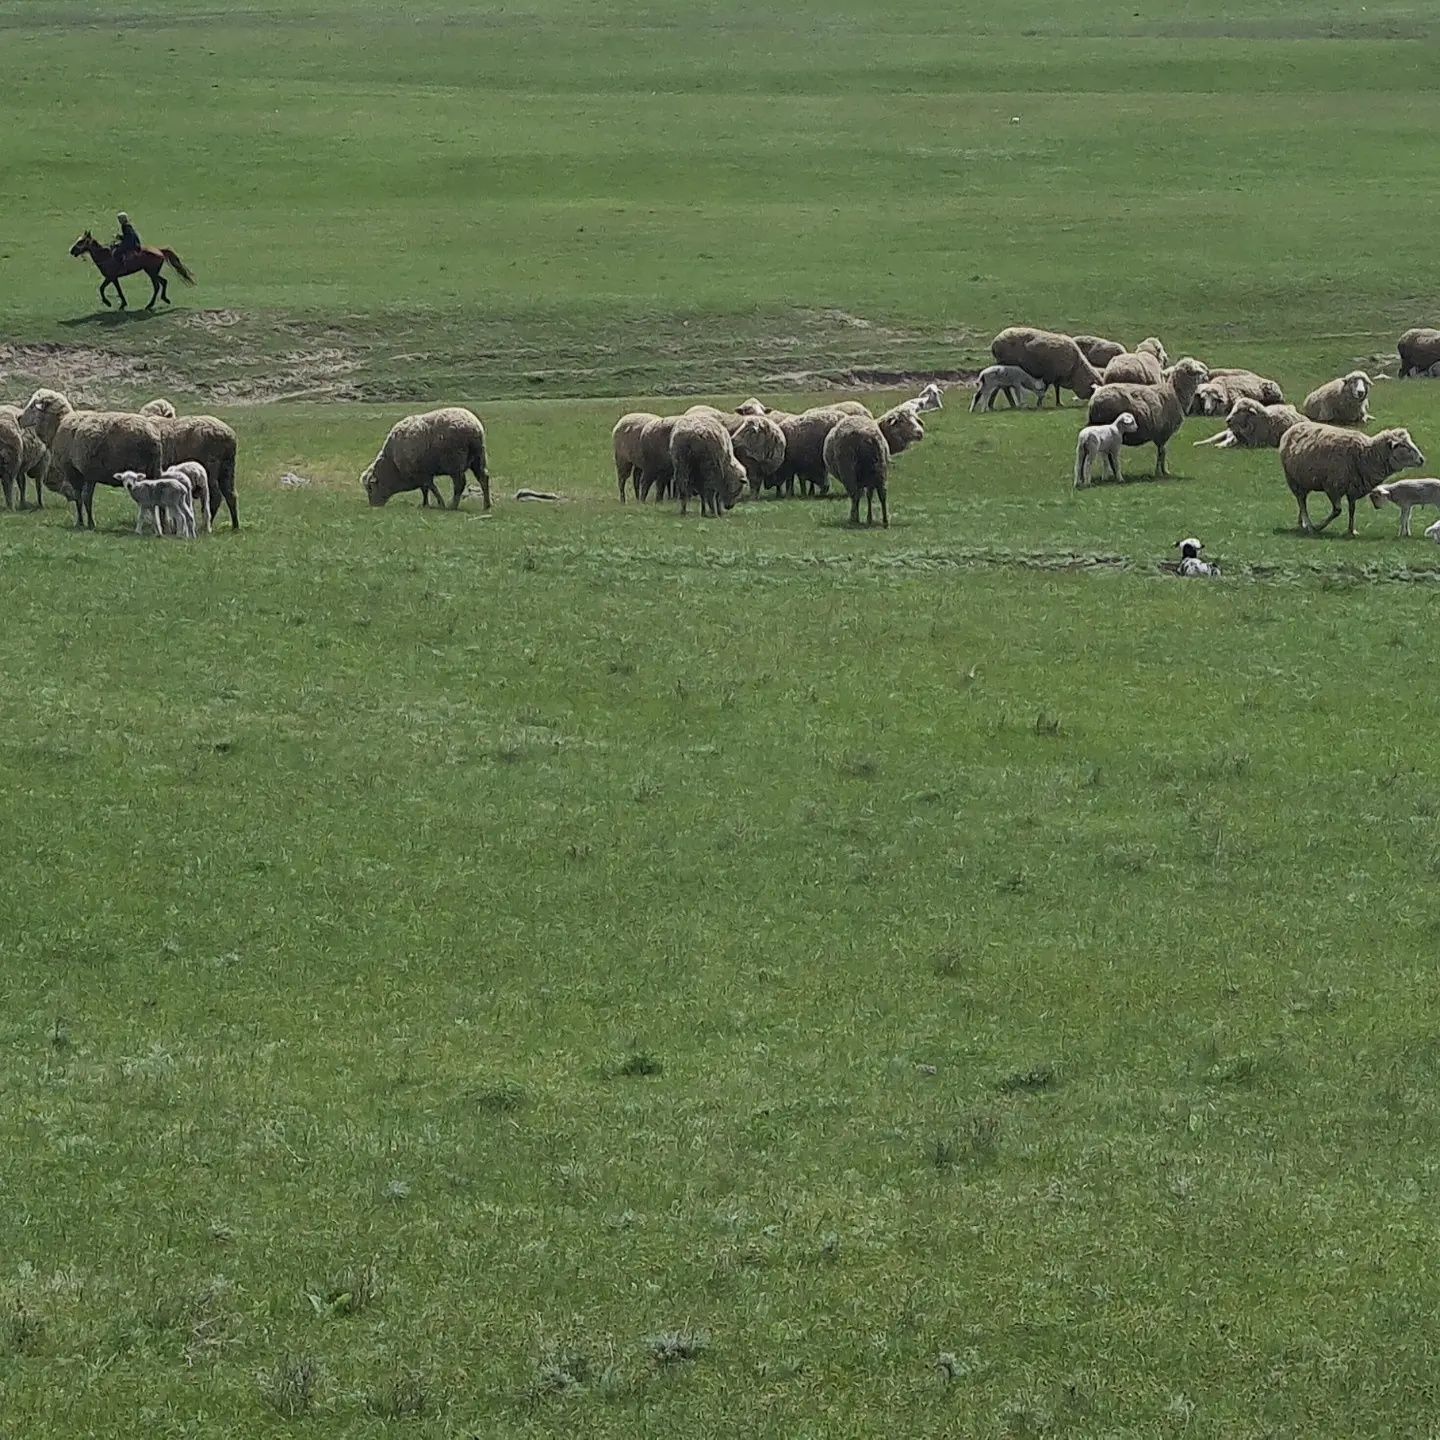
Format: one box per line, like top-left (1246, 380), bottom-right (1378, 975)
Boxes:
top-left (70, 231), bottom-right (196, 311)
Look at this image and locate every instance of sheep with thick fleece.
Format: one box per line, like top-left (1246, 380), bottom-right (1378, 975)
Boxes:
top-left (970, 365), bottom-right (1047, 411)
top-left (18, 388), bottom-right (163, 529)
top-left (612, 411), bottom-right (660, 501)
top-left (0, 405), bottom-right (50, 509)
top-left (1073, 335), bottom-right (1125, 368)
top-left (636, 416), bottom-right (682, 500)
top-left (1074, 413), bottom-right (1139, 488)
top-left (139, 398), bottom-right (177, 419)
top-left (1398, 328), bottom-right (1440, 377)
top-left (774, 407), bottom-right (850, 497)
top-left (1279, 422), bottom-right (1424, 536)
top-left (164, 460), bottom-right (212, 534)
top-left (1194, 398), bottom-right (1305, 450)
top-left (822, 415), bottom-right (893, 527)
top-left (1102, 348), bottom-right (1163, 386)
top-left (1086, 359), bottom-right (1208, 477)
top-left (990, 327), bottom-right (1103, 406)
top-left (361, 407), bottom-right (488, 511)
top-left (1367, 477), bottom-right (1440, 536)
top-left (155, 415), bottom-right (240, 528)
top-left (736, 398), bottom-right (768, 417)
top-left (669, 413), bottom-right (746, 517)
top-left (1192, 370), bottom-right (1285, 415)
top-left (0, 414), bottom-right (23, 511)
top-left (876, 404), bottom-right (925, 456)
top-left (731, 415), bottom-right (786, 494)
top-left (1302, 371), bottom-right (1372, 426)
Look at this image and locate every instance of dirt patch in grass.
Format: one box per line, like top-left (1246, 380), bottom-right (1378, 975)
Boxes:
top-left (0, 342), bottom-right (172, 406)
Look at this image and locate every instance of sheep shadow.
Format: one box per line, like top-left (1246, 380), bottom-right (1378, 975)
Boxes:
top-left (1269, 526), bottom-right (1392, 544)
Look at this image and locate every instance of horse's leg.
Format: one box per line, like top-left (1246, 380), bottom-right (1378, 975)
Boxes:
top-left (146, 269), bottom-right (161, 310)
top-left (113, 278), bottom-right (128, 310)
top-left (98, 278), bottom-right (112, 308)
top-left (157, 269), bottom-right (170, 306)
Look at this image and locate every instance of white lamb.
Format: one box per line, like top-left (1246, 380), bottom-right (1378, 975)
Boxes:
top-left (118, 470), bottom-right (196, 538)
top-left (971, 365), bottom-right (1047, 412)
top-left (909, 382), bottom-right (945, 413)
top-left (1368, 478), bottom-right (1440, 537)
top-left (163, 460), bottom-right (211, 534)
top-left (1073, 412), bottom-right (1139, 488)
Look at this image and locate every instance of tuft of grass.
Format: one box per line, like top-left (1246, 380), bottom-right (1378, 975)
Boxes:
top-left (4, 1302), bottom-right (43, 1356)
top-left (472, 1079), bottom-right (528, 1112)
top-left (259, 1357), bottom-right (319, 1420)
top-left (306, 1262), bottom-right (383, 1320)
top-left (996, 1062), bottom-right (1059, 1094)
top-left (645, 1330), bottom-right (709, 1366)
top-left (611, 1051), bottom-right (663, 1079)
top-left (364, 1369), bottom-right (430, 1420)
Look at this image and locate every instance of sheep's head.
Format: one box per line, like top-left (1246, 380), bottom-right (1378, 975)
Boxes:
top-left (360, 456), bottom-right (391, 507)
top-left (735, 398), bottom-right (767, 416)
top-left (1426, 518), bottom-right (1440, 543)
top-left (1195, 383), bottom-right (1227, 416)
top-left (1380, 428), bottom-right (1424, 474)
top-left (1369, 484), bottom-right (1394, 509)
top-left (18, 389), bottom-right (72, 445)
top-left (1165, 358), bottom-right (1209, 409)
top-left (914, 382), bottom-right (944, 412)
top-left (113, 470), bottom-right (146, 495)
top-left (1138, 337), bottom-right (1169, 366)
top-left (1116, 412), bottom-right (1139, 436)
top-left (1174, 536), bottom-right (1204, 560)
top-left (139, 398), bottom-right (176, 419)
top-left (1344, 371), bottom-right (1372, 400)
top-left (878, 405), bottom-right (926, 455)
top-left (732, 416), bottom-right (785, 474)
top-left (1227, 397), bottom-right (1264, 437)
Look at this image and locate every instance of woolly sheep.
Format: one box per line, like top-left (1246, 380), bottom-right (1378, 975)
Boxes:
top-left (164, 460), bottom-right (212, 534)
top-left (970, 365), bottom-right (1047, 412)
top-left (361, 407), bottom-right (489, 512)
top-left (0, 413), bottom-right (22, 512)
top-left (1302, 371), bottom-right (1372, 426)
top-left (1086, 359), bottom-right (1208, 477)
top-left (774, 407), bottom-right (851, 497)
top-left (831, 401), bottom-right (872, 417)
top-left (612, 411), bottom-right (660, 501)
top-left (1137, 337), bottom-right (1168, 366)
top-left (1367, 477), bottom-right (1440, 536)
top-left (736, 398), bottom-right (768, 416)
top-left (155, 415), bottom-right (240, 528)
top-left (731, 414), bottom-right (786, 495)
top-left (1073, 413), bottom-right (1139, 488)
top-left (17, 389), bottom-right (163, 529)
top-left (1102, 349), bottom-right (1164, 386)
top-left (669, 413), bottom-right (747, 517)
top-left (822, 415), bottom-right (892, 527)
top-left (0, 404), bottom-right (50, 508)
top-left (1194, 399), bottom-right (1306, 450)
top-left (1398, 328), bottom-right (1440, 377)
top-left (117, 471), bottom-right (195, 538)
top-left (1191, 369), bottom-right (1285, 414)
top-left (875, 405), bottom-right (925, 456)
top-left (1073, 335), bottom-right (1125, 368)
top-left (636, 416), bottom-right (682, 501)
top-left (1279, 422), bottom-right (1424, 536)
top-left (990, 327), bottom-right (1103, 406)
top-left (139, 398), bottom-right (177, 419)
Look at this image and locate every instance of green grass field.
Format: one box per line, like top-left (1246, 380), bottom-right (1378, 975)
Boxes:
top-left (5, 2), bottom-right (1440, 1436)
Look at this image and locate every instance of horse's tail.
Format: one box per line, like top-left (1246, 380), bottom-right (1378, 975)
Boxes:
top-left (161, 249), bottom-right (196, 285)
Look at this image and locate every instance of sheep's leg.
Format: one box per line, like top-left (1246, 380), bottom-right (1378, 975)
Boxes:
top-left (1073, 447), bottom-right (1086, 490)
top-left (473, 468), bottom-right (491, 511)
top-left (1346, 496), bottom-right (1358, 537)
top-left (133, 506), bottom-right (145, 536)
top-left (878, 485), bottom-right (888, 529)
top-left (1310, 498), bottom-right (1342, 533)
top-left (83, 481), bottom-right (98, 530)
top-left (849, 493), bottom-right (860, 525)
top-left (1051, 384), bottom-right (1061, 407)
top-left (969, 389), bottom-right (981, 414)
top-left (1109, 448), bottom-right (1123, 484)
top-left (1, 475), bottom-right (13, 510)
top-left (1400, 505), bottom-right (1413, 538)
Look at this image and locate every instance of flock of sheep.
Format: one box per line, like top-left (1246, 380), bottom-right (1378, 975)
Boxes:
top-left (7, 326), bottom-right (1440, 544)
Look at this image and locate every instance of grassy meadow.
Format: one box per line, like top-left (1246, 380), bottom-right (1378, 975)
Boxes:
top-left (4, 1), bottom-right (1440, 1437)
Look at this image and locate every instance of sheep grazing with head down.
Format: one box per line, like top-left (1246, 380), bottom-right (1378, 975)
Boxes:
top-left (612, 411), bottom-right (660, 501)
top-left (736, 398), bottom-right (768, 417)
top-left (635, 415), bottom-right (682, 500)
top-left (1398, 328), bottom-right (1440, 377)
top-left (1073, 335), bottom-right (1126, 369)
top-left (139, 398), bottom-right (177, 419)
top-left (17, 388), bottom-right (164, 529)
top-left (0, 413), bottom-right (23, 512)
top-left (154, 414), bottom-right (240, 528)
top-left (669, 413), bottom-right (746, 517)
top-left (1086, 359), bottom-right (1208, 477)
top-left (163, 460), bottom-right (212, 534)
top-left (1074, 412), bottom-right (1139, 488)
top-left (1194, 398), bottom-right (1305, 450)
top-left (1102, 338), bottom-right (1169, 386)
top-left (823, 415), bottom-right (893, 527)
top-left (362, 407), bottom-right (489, 511)
top-left (1303, 371), bottom-right (1372, 426)
top-left (990, 327), bottom-right (1103, 406)
top-left (773, 407), bottom-right (850, 497)
top-left (731, 414), bottom-right (786, 495)
top-left (970, 365), bottom-right (1047, 412)
top-left (1279, 422), bottom-right (1424, 536)
top-left (0, 405), bottom-right (51, 508)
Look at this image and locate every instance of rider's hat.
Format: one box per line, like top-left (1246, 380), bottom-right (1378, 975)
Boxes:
top-left (117, 212), bottom-right (129, 223)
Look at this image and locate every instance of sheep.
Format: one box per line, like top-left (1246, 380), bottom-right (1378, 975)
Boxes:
top-left (117, 470), bottom-right (196, 538)
top-left (1279, 422), bottom-right (1425, 536)
top-left (1086, 359), bottom-right (1208, 478)
top-left (1073, 413), bottom-right (1139, 488)
top-left (731, 414), bottom-right (786, 495)
top-left (736, 398), bottom-right (768, 416)
top-left (636, 415), bottom-right (682, 500)
top-left (1427, 517), bottom-right (1440, 543)
top-left (361, 407), bottom-right (488, 511)
top-left (0, 404), bottom-right (51, 508)
top-left (822, 415), bottom-right (892, 527)
top-left (1194, 398), bottom-right (1305, 450)
top-left (1367, 477), bottom-right (1440, 536)
top-left (990, 327), bottom-right (1103, 406)
top-left (668, 413), bottom-right (747, 517)
top-left (155, 415), bottom-right (240, 528)
top-left (876, 404), bottom-right (925, 456)
top-left (773, 407), bottom-right (850, 497)
top-left (1102, 349), bottom-right (1163, 386)
top-left (1398, 328), bottom-right (1440, 377)
top-left (909, 382), bottom-right (945, 413)
top-left (1175, 537), bottom-right (1219, 577)
top-left (1073, 335), bottom-right (1126, 369)
top-left (970, 364), bottom-right (1047, 412)
top-left (1302, 371), bottom-right (1372, 426)
top-left (0, 413), bottom-right (22, 511)
top-left (1191, 370), bottom-right (1285, 415)
top-left (831, 401), bottom-right (872, 417)
top-left (139, 398), bottom-right (177, 419)
top-left (612, 411), bottom-right (660, 501)
top-left (163, 460), bottom-right (212, 534)
top-left (17, 389), bottom-right (163, 529)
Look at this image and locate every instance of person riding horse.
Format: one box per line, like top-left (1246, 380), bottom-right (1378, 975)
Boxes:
top-left (112, 213), bottom-right (142, 258)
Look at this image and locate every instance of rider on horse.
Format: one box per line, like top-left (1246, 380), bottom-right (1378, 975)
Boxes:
top-left (113, 213), bottom-right (142, 257)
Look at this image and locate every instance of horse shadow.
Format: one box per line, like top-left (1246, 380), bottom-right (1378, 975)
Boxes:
top-left (59, 308), bottom-right (174, 330)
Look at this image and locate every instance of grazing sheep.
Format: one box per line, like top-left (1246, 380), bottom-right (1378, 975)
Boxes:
top-left (1303, 371), bottom-right (1372, 426)
top-left (0, 404), bottom-right (51, 508)
top-left (774, 407), bottom-right (850, 497)
top-left (1137, 338), bottom-right (1168, 366)
top-left (155, 415), bottom-right (240, 528)
top-left (1368, 477), bottom-right (1440, 536)
top-left (17, 389), bottom-right (163, 529)
top-left (139, 398), bottom-right (177, 419)
top-left (1279, 422), bottom-right (1425, 536)
top-left (0, 413), bottom-right (22, 511)
top-left (1073, 413), bottom-right (1139, 488)
top-left (876, 404), bottom-right (925, 456)
top-left (831, 401), bottom-right (872, 417)
top-left (361, 407), bottom-right (488, 512)
top-left (970, 364), bottom-right (1047, 412)
top-left (1398, 328), bottom-right (1440, 377)
top-left (1175, 537), bottom-right (1219, 577)
top-left (990, 327), bottom-right (1103, 406)
top-left (636, 416), bottom-right (682, 501)
top-left (118, 471), bottom-right (196, 538)
top-left (1073, 335), bottom-right (1126, 368)
top-left (612, 411), bottom-right (660, 501)
top-left (669, 413), bottom-right (747, 517)
top-left (731, 414), bottom-right (786, 495)
top-left (822, 415), bottom-right (892, 527)
top-left (736, 398), bottom-right (768, 416)
top-left (1086, 359), bottom-right (1208, 478)
top-left (1194, 398), bottom-right (1305, 450)
top-left (1102, 349), bottom-right (1164, 386)
top-left (164, 460), bottom-right (212, 534)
